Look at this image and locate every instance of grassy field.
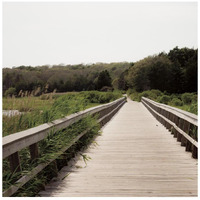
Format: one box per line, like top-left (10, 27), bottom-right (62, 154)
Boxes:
top-left (127, 89), bottom-right (197, 115)
top-left (3, 91), bottom-right (122, 136)
top-left (3, 96), bottom-right (54, 112)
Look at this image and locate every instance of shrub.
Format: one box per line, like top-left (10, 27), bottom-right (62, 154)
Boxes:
top-left (81, 91), bottom-right (121, 104)
top-left (192, 94), bottom-right (197, 103)
top-left (189, 103), bottom-right (198, 115)
top-left (81, 91), bottom-right (99, 103)
top-left (127, 88), bottom-right (135, 96)
top-left (170, 98), bottom-right (183, 106)
top-left (129, 92), bottom-right (139, 101)
top-left (150, 89), bottom-right (162, 97)
top-left (138, 91), bottom-right (150, 101)
top-left (5, 87), bottom-right (16, 97)
top-left (181, 93), bottom-right (193, 104)
top-left (158, 95), bottom-right (171, 104)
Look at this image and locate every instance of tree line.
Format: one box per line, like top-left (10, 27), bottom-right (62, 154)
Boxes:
top-left (119, 47), bottom-right (197, 94)
top-left (3, 62), bottom-right (130, 96)
top-left (3, 47), bottom-right (197, 97)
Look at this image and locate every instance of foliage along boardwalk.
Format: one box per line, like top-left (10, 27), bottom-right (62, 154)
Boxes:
top-left (39, 98), bottom-right (197, 197)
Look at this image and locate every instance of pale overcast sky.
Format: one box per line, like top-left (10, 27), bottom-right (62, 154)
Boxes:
top-left (3, 2), bottom-right (198, 68)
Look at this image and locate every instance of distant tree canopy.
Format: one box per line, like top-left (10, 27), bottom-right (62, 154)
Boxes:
top-left (3, 47), bottom-right (197, 96)
top-left (125, 47), bottom-right (197, 93)
top-left (3, 62), bottom-right (130, 96)
top-left (96, 70), bottom-right (112, 90)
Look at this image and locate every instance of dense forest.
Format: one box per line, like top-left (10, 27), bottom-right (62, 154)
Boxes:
top-left (3, 62), bottom-right (131, 96)
top-left (3, 46), bottom-right (197, 97)
top-left (120, 46), bottom-right (198, 93)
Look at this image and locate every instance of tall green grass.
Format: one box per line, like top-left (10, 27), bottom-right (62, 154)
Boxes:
top-left (3, 91), bottom-right (122, 136)
top-left (3, 115), bottom-right (100, 196)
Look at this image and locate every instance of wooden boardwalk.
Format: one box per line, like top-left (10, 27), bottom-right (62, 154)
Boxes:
top-left (39, 99), bottom-right (198, 197)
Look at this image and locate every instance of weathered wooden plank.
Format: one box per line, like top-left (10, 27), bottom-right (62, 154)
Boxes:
top-left (39, 99), bottom-right (197, 197)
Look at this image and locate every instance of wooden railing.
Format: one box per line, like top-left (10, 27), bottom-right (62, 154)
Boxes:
top-left (141, 97), bottom-right (198, 159)
top-left (3, 97), bottom-right (126, 197)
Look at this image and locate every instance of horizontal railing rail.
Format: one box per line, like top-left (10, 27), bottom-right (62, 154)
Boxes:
top-left (3, 97), bottom-right (126, 197)
top-left (141, 97), bottom-right (198, 159)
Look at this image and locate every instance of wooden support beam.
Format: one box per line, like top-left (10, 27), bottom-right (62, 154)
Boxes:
top-left (181, 120), bottom-right (190, 146)
top-left (9, 152), bottom-right (21, 173)
top-left (29, 143), bottom-right (39, 160)
top-left (186, 140), bottom-right (192, 152)
top-left (192, 145), bottom-right (198, 159)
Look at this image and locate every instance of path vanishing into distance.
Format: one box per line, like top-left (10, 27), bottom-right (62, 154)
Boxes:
top-left (39, 98), bottom-right (197, 197)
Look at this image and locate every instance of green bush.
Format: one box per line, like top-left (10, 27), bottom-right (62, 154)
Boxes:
top-left (192, 94), bottom-right (197, 103)
top-left (138, 91), bottom-right (150, 101)
top-left (81, 91), bottom-right (121, 104)
top-left (181, 93), bottom-right (193, 104)
top-left (129, 92), bottom-right (139, 101)
top-left (127, 89), bottom-right (197, 114)
top-left (170, 98), bottom-right (183, 106)
top-left (150, 89), bottom-right (162, 98)
top-left (127, 88), bottom-right (135, 96)
top-left (128, 89), bottom-right (163, 102)
top-left (139, 90), bottom-right (160, 101)
top-left (158, 95), bottom-right (171, 104)
top-left (5, 87), bottom-right (16, 97)
top-left (189, 103), bottom-right (198, 115)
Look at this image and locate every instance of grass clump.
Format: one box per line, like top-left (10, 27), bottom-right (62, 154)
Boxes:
top-left (3, 96), bottom-right (54, 112)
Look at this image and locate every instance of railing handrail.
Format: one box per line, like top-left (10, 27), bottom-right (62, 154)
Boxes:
top-left (3, 97), bottom-right (126, 159)
top-left (142, 97), bottom-right (197, 126)
top-left (141, 96), bottom-right (198, 159)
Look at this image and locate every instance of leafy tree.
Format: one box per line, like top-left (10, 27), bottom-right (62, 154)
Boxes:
top-left (126, 47), bottom-right (197, 93)
top-left (147, 55), bottom-right (172, 92)
top-left (96, 70), bottom-right (112, 90)
top-left (168, 47), bottom-right (197, 93)
top-left (117, 70), bottom-right (129, 90)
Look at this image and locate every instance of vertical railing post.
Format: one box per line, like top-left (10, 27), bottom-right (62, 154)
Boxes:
top-left (173, 116), bottom-right (179, 138)
top-left (192, 145), bottom-right (198, 159)
top-left (181, 120), bottom-right (190, 147)
top-left (177, 118), bottom-right (183, 142)
top-left (170, 113), bottom-right (175, 135)
top-left (29, 143), bottom-right (39, 161)
top-left (9, 152), bottom-right (21, 173)
top-left (186, 123), bottom-right (192, 152)
top-left (142, 97), bottom-right (198, 159)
